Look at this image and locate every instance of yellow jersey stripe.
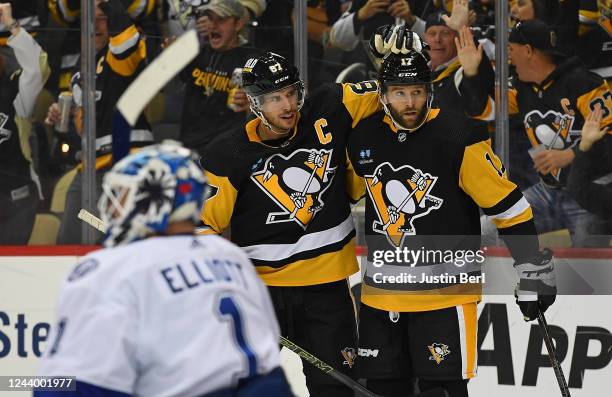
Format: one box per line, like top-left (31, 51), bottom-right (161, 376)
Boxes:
top-left (361, 282), bottom-right (481, 312)
top-left (106, 40), bottom-right (146, 77)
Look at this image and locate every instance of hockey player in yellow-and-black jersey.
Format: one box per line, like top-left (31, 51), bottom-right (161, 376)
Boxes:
top-left (199, 52), bottom-right (382, 397)
top-left (346, 51), bottom-right (558, 397)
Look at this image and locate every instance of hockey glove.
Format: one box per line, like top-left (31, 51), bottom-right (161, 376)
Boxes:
top-left (514, 248), bottom-right (557, 321)
top-left (369, 24), bottom-right (427, 58)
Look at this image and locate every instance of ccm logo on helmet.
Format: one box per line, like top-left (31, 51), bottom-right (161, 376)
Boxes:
top-left (275, 76), bottom-right (289, 84)
top-left (398, 72), bottom-right (418, 78)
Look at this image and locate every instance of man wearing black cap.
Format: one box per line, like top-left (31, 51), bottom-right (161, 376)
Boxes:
top-left (502, 19), bottom-right (612, 246)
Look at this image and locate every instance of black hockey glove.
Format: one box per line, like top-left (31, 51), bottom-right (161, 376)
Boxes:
top-left (514, 248), bottom-right (557, 321)
top-left (369, 24), bottom-right (427, 58)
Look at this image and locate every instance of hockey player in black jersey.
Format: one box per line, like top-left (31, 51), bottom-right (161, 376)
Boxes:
top-left (346, 49), bottom-right (558, 397)
top-left (199, 51), bottom-right (383, 397)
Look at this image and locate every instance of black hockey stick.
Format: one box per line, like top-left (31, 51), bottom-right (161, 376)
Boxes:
top-left (279, 336), bottom-right (448, 397)
top-left (77, 210), bottom-right (447, 397)
top-left (537, 310), bottom-right (571, 397)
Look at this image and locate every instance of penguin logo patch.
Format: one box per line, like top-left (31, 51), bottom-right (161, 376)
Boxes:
top-left (341, 347), bottom-right (356, 368)
top-left (524, 109), bottom-right (575, 181)
top-left (251, 148), bottom-right (336, 229)
top-left (365, 162), bottom-right (443, 247)
top-left (428, 343), bottom-right (451, 364)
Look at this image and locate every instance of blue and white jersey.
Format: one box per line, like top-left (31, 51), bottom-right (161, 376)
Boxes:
top-left (38, 235), bottom-right (282, 397)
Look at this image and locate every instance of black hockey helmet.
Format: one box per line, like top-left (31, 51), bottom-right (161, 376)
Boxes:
top-left (242, 52), bottom-right (305, 131)
top-left (242, 52), bottom-right (303, 97)
top-left (378, 51), bottom-right (432, 88)
top-left (378, 52), bottom-right (434, 132)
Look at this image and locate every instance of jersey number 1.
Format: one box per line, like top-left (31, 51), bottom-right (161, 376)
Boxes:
top-left (217, 296), bottom-right (258, 378)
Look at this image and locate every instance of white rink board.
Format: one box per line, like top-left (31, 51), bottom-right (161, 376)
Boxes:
top-left (0, 253), bottom-right (611, 397)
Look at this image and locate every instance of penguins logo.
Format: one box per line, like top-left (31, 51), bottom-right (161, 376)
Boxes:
top-left (428, 343), bottom-right (451, 364)
top-left (252, 148), bottom-right (336, 229)
top-left (524, 109), bottom-right (575, 181)
top-left (341, 347), bottom-right (356, 368)
top-left (366, 163), bottom-right (443, 247)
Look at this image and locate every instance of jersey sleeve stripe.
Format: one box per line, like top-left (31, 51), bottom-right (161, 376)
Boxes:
top-left (472, 96), bottom-right (495, 121)
top-left (487, 195), bottom-right (530, 220)
top-left (107, 40), bottom-right (146, 77)
top-left (109, 25), bottom-right (141, 55)
top-left (481, 187), bottom-right (525, 217)
top-left (509, 88), bottom-right (519, 115)
top-left (491, 205), bottom-right (533, 229)
top-left (127, 0), bottom-right (148, 19)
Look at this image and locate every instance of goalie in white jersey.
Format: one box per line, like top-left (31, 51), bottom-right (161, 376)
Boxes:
top-left (36, 141), bottom-right (293, 397)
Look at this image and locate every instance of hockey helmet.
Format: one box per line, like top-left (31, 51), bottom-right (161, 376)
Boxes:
top-left (242, 52), bottom-right (305, 128)
top-left (378, 52), bottom-right (434, 131)
top-left (98, 140), bottom-right (207, 247)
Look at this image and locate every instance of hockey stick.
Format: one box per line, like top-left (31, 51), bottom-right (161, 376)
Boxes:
top-left (537, 310), bottom-right (571, 397)
top-left (279, 336), bottom-right (448, 397)
top-left (279, 336), bottom-right (381, 396)
top-left (77, 209), bottom-right (447, 397)
top-left (117, 29), bottom-right (200, 126)
top-left (78, 209), bottom-right (107, 233)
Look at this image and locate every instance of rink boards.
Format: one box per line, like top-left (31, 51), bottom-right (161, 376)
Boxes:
top-left (0, 246), bottom-right (610, 397)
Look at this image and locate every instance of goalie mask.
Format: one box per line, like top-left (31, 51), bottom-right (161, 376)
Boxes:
top-left (98, 141), bottom-right (207, 248)
top-left (242, 52), bottom-right (305, 132)
top-left (378, 51), bottom-right (434, 132)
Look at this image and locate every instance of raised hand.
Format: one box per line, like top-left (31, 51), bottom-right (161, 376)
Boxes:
top-left (357, 0), bottom-right (390, 22)
top-left (441, 0), bottom-right (469, 31)
top-left (579, 105), bottom-right (609, 151)
top-left (455, 26), bottom-right (483, 77)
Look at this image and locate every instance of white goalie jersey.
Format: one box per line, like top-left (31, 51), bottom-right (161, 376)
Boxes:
top-left (38, 235), bottom-right (282, 397)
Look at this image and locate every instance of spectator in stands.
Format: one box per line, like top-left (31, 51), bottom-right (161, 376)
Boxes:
top-left (480, 19), bottom-right (612, 246)
top-left (510, 0), bottom-right (579, 56)
top-left (567, 106), bottom-right (612, 219)
top-left (420, 7), bottom-right (495, 131)
top-left (45, 0), bottom-right (153, 244)
top-left (165, 0), bottom-right (265, 37)
top-left (178, 0), bottom-right (260, 154)
top-left (48, 0), bottom-right (158, 94)
top-left (511, 0), bottom-right (559, 24)
top-left (577, 0), bottom-right (612, 79)
top-left (0, 0), bottom-right (45, 44)
top-left (0, 2), bottom-right (49, 244)
top-left (330, 0), bottom-right (428, 54)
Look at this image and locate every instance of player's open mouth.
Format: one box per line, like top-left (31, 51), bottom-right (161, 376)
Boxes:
top-left (209, 32), bottom-right (222, 42)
